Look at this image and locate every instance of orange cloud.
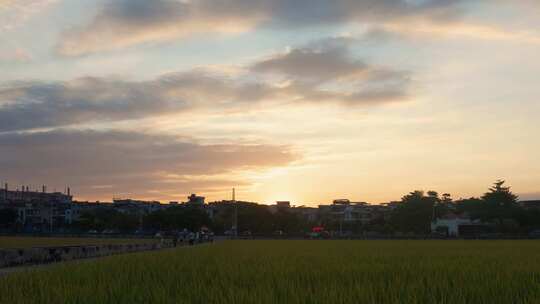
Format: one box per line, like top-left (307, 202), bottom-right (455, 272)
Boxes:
top-left (0, 130), bottom-right (298, 201)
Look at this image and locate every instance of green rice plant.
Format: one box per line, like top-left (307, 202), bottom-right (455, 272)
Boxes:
top-left (1, 240), bottom-right (540, 304)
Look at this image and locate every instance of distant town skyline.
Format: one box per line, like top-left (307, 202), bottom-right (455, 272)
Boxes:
top-left (1, 1), bottom-right (540, 204)
top-left (0, 180), bottom-right (536, 207)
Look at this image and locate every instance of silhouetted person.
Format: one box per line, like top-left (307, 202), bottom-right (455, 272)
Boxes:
top-left (172, 234), bottom-right (178, 247)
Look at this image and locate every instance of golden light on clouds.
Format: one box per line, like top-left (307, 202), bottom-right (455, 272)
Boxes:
top-left (382, 21), bottom-right (540, 45)
top-left (58, 17), bottom-right (262, 56)
top-left (1, 0), bottom-right (540, 203)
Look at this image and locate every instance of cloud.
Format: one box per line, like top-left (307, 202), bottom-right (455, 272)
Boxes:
top-left (0, 72), bottom-right (276, 132)
top-left (380, 21), bottom-right (540, 45)
top-left (0, 40), bottom-right (410, 132)
top-left (0, 0), bottom-right (58, 32)
top-left (251, 39), bottom-right (409, 84)
top-left (57, 0), bottom-right (463, 56)
top-left (0, 130), bottom-right (297, 200)
top-left (57, 0), bottom-right (263, 56)
top-left (0, 47), bottom-right (32, 62)
top-left (252, 46), bottom-right (368, 82)
top-left (0, 78), bottom-right (184, 132)
top-left (251, 40), bottom-right (410, 105)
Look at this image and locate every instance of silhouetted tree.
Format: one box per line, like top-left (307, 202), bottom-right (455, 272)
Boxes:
top-left (455, 181), bottom-right (524, 233)
top-left (482, 180), bottom-right (519, 207)
top-left (441, 193), bottom-right (452, 204)
top-left (209, 202), bottom-right (274, 234)
top-left (427, 191), bottom-right (439, 200)
top-left (273, 209), bottom-right (306, 235)
top-left (237, 203), bottom-right (275, 234)
top-left (144, 206), bottom-right (210, 232)
top-left (480, 180), bottom-right (521, 232)
top-left (455, 197), bottom-right (484, 216)
top-left (73, 209), bottom-right (139, 233)
top-left (390, 190), bottom-right (438, 234)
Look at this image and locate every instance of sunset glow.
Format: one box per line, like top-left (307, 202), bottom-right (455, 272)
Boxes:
top-left (1, 0), bottom-right (539, 204)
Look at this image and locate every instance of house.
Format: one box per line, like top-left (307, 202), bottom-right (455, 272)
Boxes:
top-left (431, 214), bottom-right (487, 237)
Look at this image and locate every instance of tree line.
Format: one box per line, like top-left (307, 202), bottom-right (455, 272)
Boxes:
top-left (69, 180), bottom-right (540, 235)
top-left (1, 180), bottom-right (539, 235)
top-left (388, 180), bottom-right (540, 235)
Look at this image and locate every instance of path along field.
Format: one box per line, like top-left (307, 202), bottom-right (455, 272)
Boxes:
top-left (1, 240), bottom-right (540, 304)
top-left (0, 236), bottom-right (157, 249)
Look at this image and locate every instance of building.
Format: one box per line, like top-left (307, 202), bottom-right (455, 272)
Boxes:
top-left (185, 194), bottom-right (205, 205)
top-left (8, 200), bottom-right (74, 232)
top-left (291, 206), bottom-right (318, 222)
top-left (72, 201), bottom-right (115, 218)
top-left (268, 201), bottom-right (292, 214)
top-left (276, 201), bottom-right (291, 209)
top-left (0, 184), bottom-right (74, 232)
top-left (1, 184), bottom-right (72, 204)
top-left (431, 214), bottom-right (487, 237)
top-left (318, 199), bottom-right (372, 224)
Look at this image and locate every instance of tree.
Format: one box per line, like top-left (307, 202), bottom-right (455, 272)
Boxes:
top-left (482, 180), bottom-right (518, 207)
top-left (209, 202), bottom-right (274, 234)
top-left (455, 197), bottom-right (484, 216)
top-left (73, 208), bottom-right (139, 233)
top-left (441, 193), bottom-right (452, 204)
top-left (427, 191), bottom-right (439, 201)
top-left (273, 209), bottom-right (306, 235)
top-left (390, 190), bottom-right (438, 234)
top-left (456, 180), bottom-right (523, 233)
top-left (144, 206), bottom-right (210, 232)
top-left (426, 190), bottom-right (453, 218)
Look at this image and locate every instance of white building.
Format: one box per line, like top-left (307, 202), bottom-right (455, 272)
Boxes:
top-left (431, 215), bottom-right (485, 237)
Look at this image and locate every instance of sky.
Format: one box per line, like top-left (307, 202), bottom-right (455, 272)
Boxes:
top-left (1, 0), bottom-right (539, 205)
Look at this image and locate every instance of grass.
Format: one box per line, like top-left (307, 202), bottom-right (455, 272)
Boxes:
top-left (0, 236), bottom-right (157, 249)
top-left (1, 240), bottom-right (540, 303)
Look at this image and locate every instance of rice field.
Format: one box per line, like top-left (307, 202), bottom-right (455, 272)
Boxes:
top-left (0, 236), bottom-right (157, 249)
top-left (1, 240), bottom-right (540, 304)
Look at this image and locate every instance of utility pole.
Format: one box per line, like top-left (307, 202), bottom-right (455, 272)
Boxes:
top-left (140, 213), bottom-right (144, 231)
top-left (50, 199), bottom-right (53, 234)
top-left (232, 188), bottom-right (238, 239)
